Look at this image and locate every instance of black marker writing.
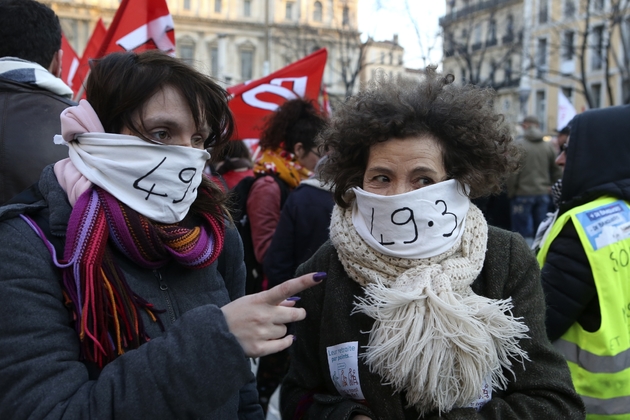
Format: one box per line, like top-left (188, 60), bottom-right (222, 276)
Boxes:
top-left (133, 157), bottom-right (168, 200)
top-left (435, 200), bottom-right (458, 237)
top-left (172, 167), bottom-right (197, 203)
top-left (392, 207), bottom-right (418, 244)
top-left (370, 206), bottom-right (418, 246)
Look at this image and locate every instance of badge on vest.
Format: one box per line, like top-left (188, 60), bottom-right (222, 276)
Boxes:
top-left (326, 341), bottom-right (365, 400)
top-left (575, 200), bottom-right (630, 250)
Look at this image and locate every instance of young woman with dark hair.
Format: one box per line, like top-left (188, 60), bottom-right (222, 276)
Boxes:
top-left (0, 50), bottom-right (323, 419)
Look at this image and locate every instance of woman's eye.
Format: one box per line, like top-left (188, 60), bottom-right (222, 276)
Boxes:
top-left (192, 136), bottom-right (206, 147)
top-left (374, 175), bottom-right (390, 183)
top-left (418, 177), bottom-right (435, 186)
top-left (151, 130), bottom-right (169, 141)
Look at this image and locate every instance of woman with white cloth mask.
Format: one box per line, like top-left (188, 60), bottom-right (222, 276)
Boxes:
top-left (0, 50), bottom-right (324, 420)
top-left (280, 68), bottom-right (585, 419)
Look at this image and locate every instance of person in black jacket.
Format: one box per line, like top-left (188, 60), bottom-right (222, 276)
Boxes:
top-left (0, 0), bottom-right (76, 204)
top-left (264, 156), bottom-right (335, 289)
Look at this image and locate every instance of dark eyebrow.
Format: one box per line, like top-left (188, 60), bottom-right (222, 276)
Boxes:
top-left (143, 116), bottom-right (211, 136)
top-left (365, 166), bottom-right (395, 175)
top-left (410, 167), bottom-right (440, 177)
top-left (365, 166), bottom-right (440, 177)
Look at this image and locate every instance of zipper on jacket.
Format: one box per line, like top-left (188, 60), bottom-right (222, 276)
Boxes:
top-left (155, 270), bottom-right (176, 323)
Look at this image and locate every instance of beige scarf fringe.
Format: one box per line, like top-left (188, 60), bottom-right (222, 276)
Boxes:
top-left (329, 203), bottom-right (529, 416)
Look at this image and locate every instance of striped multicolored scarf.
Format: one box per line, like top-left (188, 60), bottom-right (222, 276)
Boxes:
top-left (30, 186), bottom-right (225, 368)
top-left (253, 148), bottom-right (312, 189)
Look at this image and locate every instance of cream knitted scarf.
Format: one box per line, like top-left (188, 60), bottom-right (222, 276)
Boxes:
top-left (330, 202), bottom-right (530, 415)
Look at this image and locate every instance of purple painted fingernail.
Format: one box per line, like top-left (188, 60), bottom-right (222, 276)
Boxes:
top-left (292, 335), bottom-right (297, 342)
top-left (313, 272), bottom-right (327, 282)
top-left (286, 296), bottom-right (301, 302)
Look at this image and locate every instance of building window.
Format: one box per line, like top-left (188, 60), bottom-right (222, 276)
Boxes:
top-left (539, 0), bottom-right (548, 23)
top-left (380, 52), bottom-right (384, 64)
top-left (593, 0), bottom-right (604, 10)
top-left (398, 54), bottom-right (403, 65)
top-left (210, 46), bottom-right (218, 76)
top-left (591, 83), bottom-right (603, 107)
top-left (241, 50), bottom-right (253, 80)
top-left (564, 0), bottom-right (575, 17)
top-left (535, 90), bottom-right (546, 131)
top-left (562, 31), bottom-right (575, 60)
top-left (342, 6), bottom-right (349, 25)
top-left (389, 52), bottom-right (393, 65)
top-left (472, 23), bottom-right (482, 50)
top-left (504, 58), bottom-right (512, 82)
top-left (214, 0), bottom-right (221, 12)
top-left (461, 67), bottom-right (466, 84)
top-left (244, 0), bottom-right (251, 17)
top-left (562, 87), bottom-right (573, 102)
top-left (313, 1), bottom-right (322, 21)
top-left (487, 19), bottom-right (497, 45)
top-left (179, 42), bottom-right (195, 64)
top-left (183, 0), bottom-right (191, 10)
top-left (591, 25), bottom-right (604, 70)
top-left (286, 1), bottom-right (293, 19)
top-left (537, 38), bottom-right (547, 77)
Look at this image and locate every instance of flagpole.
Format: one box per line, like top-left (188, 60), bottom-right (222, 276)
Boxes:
top-left (73, 69), bottom-right (90, 102)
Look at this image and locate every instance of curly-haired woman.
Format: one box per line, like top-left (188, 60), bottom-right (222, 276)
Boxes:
top-left (280, 69), bottom-right (585, 419)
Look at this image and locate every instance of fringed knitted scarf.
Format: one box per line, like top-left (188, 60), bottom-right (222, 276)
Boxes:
top-left (253, 148), bottom-right (312, 189)
top-left (329, 203), bottom-right (529, 416)
top-left (25, 186), bottom-right (225, 368)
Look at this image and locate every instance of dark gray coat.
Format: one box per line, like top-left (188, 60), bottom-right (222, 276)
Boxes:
top-left (0, 77), bottom-right (76, 204)
top-left (0, 166), bottom-right (263, 419)
top-left (281, 227), bottom-right (585, 420)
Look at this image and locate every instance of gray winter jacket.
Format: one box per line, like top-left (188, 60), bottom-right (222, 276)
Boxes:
top-left (0, 166), bottom-right (263, 419)
top-left (0, 77), bottom-right (76, 204)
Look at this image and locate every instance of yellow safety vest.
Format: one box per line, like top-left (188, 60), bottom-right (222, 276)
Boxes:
top-left (538, 197), bottom-right (630, 419)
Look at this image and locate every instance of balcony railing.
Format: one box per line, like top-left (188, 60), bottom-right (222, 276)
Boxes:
top-left (439, 0), bottom-right (521, 26)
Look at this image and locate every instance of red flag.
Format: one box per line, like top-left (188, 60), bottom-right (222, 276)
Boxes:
top-left (61, 34), bottom-right (80, 89)
top-left (97, 0), bottom-right (176, 58)
top-left (227, 48), bottom-right (328, 140)
top-left (71, 18), bottom-right (107, 99)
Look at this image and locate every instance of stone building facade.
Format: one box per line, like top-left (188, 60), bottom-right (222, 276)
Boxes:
top-left (45, 0), bottom-right (363, 101)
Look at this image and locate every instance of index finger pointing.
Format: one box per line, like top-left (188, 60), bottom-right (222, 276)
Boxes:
top-left (261, 272), bottom-right (326, 305)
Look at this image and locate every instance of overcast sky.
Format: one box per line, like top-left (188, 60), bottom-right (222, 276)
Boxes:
top-left (357, 0), bottom-right (445, 69)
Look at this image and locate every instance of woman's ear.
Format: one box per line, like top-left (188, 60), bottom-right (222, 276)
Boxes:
top-left (49, 49), bottom-right (63, 78)
top-left (293, 142), bottom-right (305, 158)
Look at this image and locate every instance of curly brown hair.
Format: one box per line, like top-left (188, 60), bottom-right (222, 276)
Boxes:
top-left (258, 98), bottom-right (326, 153)
top-left (319, 67), bottom-right (520, 207)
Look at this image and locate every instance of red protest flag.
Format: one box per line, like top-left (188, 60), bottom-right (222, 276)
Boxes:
top-left (96, 0), bottom-right (176, 58)
top-left (60, 33), bottom-right (80, 89)
top-left (227, 48), bottom-right (328, 140)
top-left (71, 18), bottom-right (107, 99)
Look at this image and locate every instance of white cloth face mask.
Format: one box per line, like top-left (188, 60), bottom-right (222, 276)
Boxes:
top-left (65, 133), bottom-right (210, 224)
top-left (351, 179), bottom-right (470, 259)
